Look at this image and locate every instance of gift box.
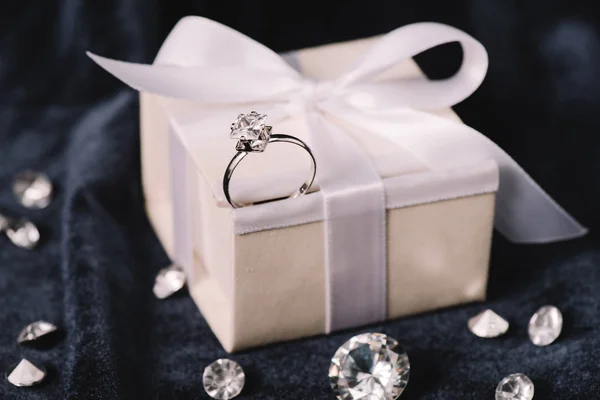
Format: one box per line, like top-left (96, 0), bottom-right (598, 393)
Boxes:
top-left (89, 17), bottom-right (586, 352)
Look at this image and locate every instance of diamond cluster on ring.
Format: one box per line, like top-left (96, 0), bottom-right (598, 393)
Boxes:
top-left (230, 111), bottom-right (272, 153)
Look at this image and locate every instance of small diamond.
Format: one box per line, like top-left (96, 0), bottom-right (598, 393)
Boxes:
top-left (495, 373), bottom-right (534, 400)
top-left (203, 359), bottom-right (245, 400)
top-left (528, 305), bottom-right (563, 346)
top-left (17, 321), bottom-right (58, 344)
top-left (13, 171), bottom-right (53, 209)
top-left (6, 219), bottom-right (40, 249)
top-left (468, 309), bottom-right (509, 338)
top-left (230, 111), bottom-right (267, 140)
top-left (329, 333), bottom-right (410, 400)
top-left (153, 264), bottom-right (186, 299)
top-left (6, 359), bottom-right (46, 387)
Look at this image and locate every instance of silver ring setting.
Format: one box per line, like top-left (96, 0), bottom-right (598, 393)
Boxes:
top-left (223, 111), bottom-right (317, 209)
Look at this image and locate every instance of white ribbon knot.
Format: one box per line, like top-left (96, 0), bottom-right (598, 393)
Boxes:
top-left (87, 16), bottom-right (586, 333)
top-left (285, 79), bottom-right (337, 114)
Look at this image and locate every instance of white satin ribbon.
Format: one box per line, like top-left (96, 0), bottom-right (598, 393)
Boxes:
top-left (87, 16), bottom-right (586, 332)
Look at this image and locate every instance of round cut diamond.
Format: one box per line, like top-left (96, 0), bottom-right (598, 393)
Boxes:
top-left (528, 305), bottom-right (562, 346)
top-left (6, 359), bottom-right (46, 387)
top-left (495, 373), bottom-right (534, 400)
top-left (203, 359), bottom-right (245, 400)
top-left (17, 321), bottom-right (58, 344)
top-left (13, 171), bottom-right (53, 209)
top-left (468, 309), bottom-right (509, 338)
top-left (6, 219), bottom-right (40, 249)
top-left (153, 264), bottom-right (186, 299)
top-left (329, 333), bottom-right (410, 400)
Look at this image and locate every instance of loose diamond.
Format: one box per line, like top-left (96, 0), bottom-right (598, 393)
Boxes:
top-left (153, 264), bottom-right (186, 299)
top-left (17, 321), bottom-right (58, 344)
top-left (468, 309), bottom-right (509, 338)
top-left (329, 333), bottom-right (410, 400)
top-left (528, 305), bottom-right (562, 346)
top-left (495, 373), bottom-right (534, 400)
top-left (6, 359), bottom-right (46, 387)
top-left (6, 219), bottom-right (40, 249)
top-left (203, 359), bottom-right (245, 400)
top-left (13, 171), bottom-right (53, 209)
top-left (230, 111), bottom-right (267, 140)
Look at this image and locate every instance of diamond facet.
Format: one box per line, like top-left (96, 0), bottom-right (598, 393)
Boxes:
top-left (495, 373), bottom-right (534, 400)
top-left (203, 359), bottom-right (245, 400)
top-left (6, 219), bottom-right (40, 249)
top-left (17, 321), bottom-right (58, 344)
top-left (153, 264), bottom-right (186, 299)
top-left (13, 171), bottom-right (53, 209)
top-left (6, 359), bottom-right (46, 387)
top-left (528, 305), bottom-right (563, 346)
top-left (230, 111), bottom-right (267, 140)
top-left (329, 333), bottom-right (410, 400)
top-left (468, 309), bottom-right (509, 338)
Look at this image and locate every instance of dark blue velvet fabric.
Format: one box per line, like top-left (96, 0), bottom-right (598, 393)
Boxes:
top-left (1, 1), bottom-right (599, 399)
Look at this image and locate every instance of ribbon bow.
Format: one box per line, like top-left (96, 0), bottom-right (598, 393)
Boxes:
top-left (88, 16), bottom-right (586, 332)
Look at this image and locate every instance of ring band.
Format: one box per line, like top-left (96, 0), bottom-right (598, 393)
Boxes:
top-left (223, 112), bottom-right (317, 209)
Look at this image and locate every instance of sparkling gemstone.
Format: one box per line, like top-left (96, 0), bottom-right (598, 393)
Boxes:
top-left (329, 333), bottom-right (410, 400)
top-left (6, 219), bottom-right (40, 249)
top-left (468, 309), bottom-right (509, 338)
top-left (13, 171), bottom-right (53, 209)
top-left (230, 111), bottom-right (267, 140)
top-left (495, 373), bottom-right (534, 400)
top-left (203, 359), bottom-right (245, 400)
top-left (153, 264), bottom-right (186, 299)
top-left (17, 321), bottom-right (58, 344)
top-left (6, 359), bottom-right (46, 387)
top-left (528, 305), bottom-right (563, 346)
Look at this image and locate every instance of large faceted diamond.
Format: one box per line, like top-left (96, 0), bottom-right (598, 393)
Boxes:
top-left (230, 111), bottom-right (267, 140)
top-left (329, 333), bottom-right (410, 400)
top-left (203, 359), bottom-right (245, 400)
top-left (495, 373), bottom-right (534, 400)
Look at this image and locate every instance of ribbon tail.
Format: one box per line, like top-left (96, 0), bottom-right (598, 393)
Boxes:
top-left (334, 107), bottom-right (587, 244)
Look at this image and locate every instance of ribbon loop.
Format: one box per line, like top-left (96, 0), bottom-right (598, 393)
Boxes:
top-left (336, 22), bottom-right (489, 110)
top-left (285, 79), bottom-right (336, 115)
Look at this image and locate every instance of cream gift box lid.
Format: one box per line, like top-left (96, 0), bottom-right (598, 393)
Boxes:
top-left (155, 36), bottom-right (499, 234)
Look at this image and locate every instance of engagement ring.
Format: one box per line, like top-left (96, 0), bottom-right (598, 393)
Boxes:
top-left (223, 111), bottom-right (316, 208)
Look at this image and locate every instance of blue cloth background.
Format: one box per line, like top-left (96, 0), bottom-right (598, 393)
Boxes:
top-left (1, 1), bottom-right (599, 399)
